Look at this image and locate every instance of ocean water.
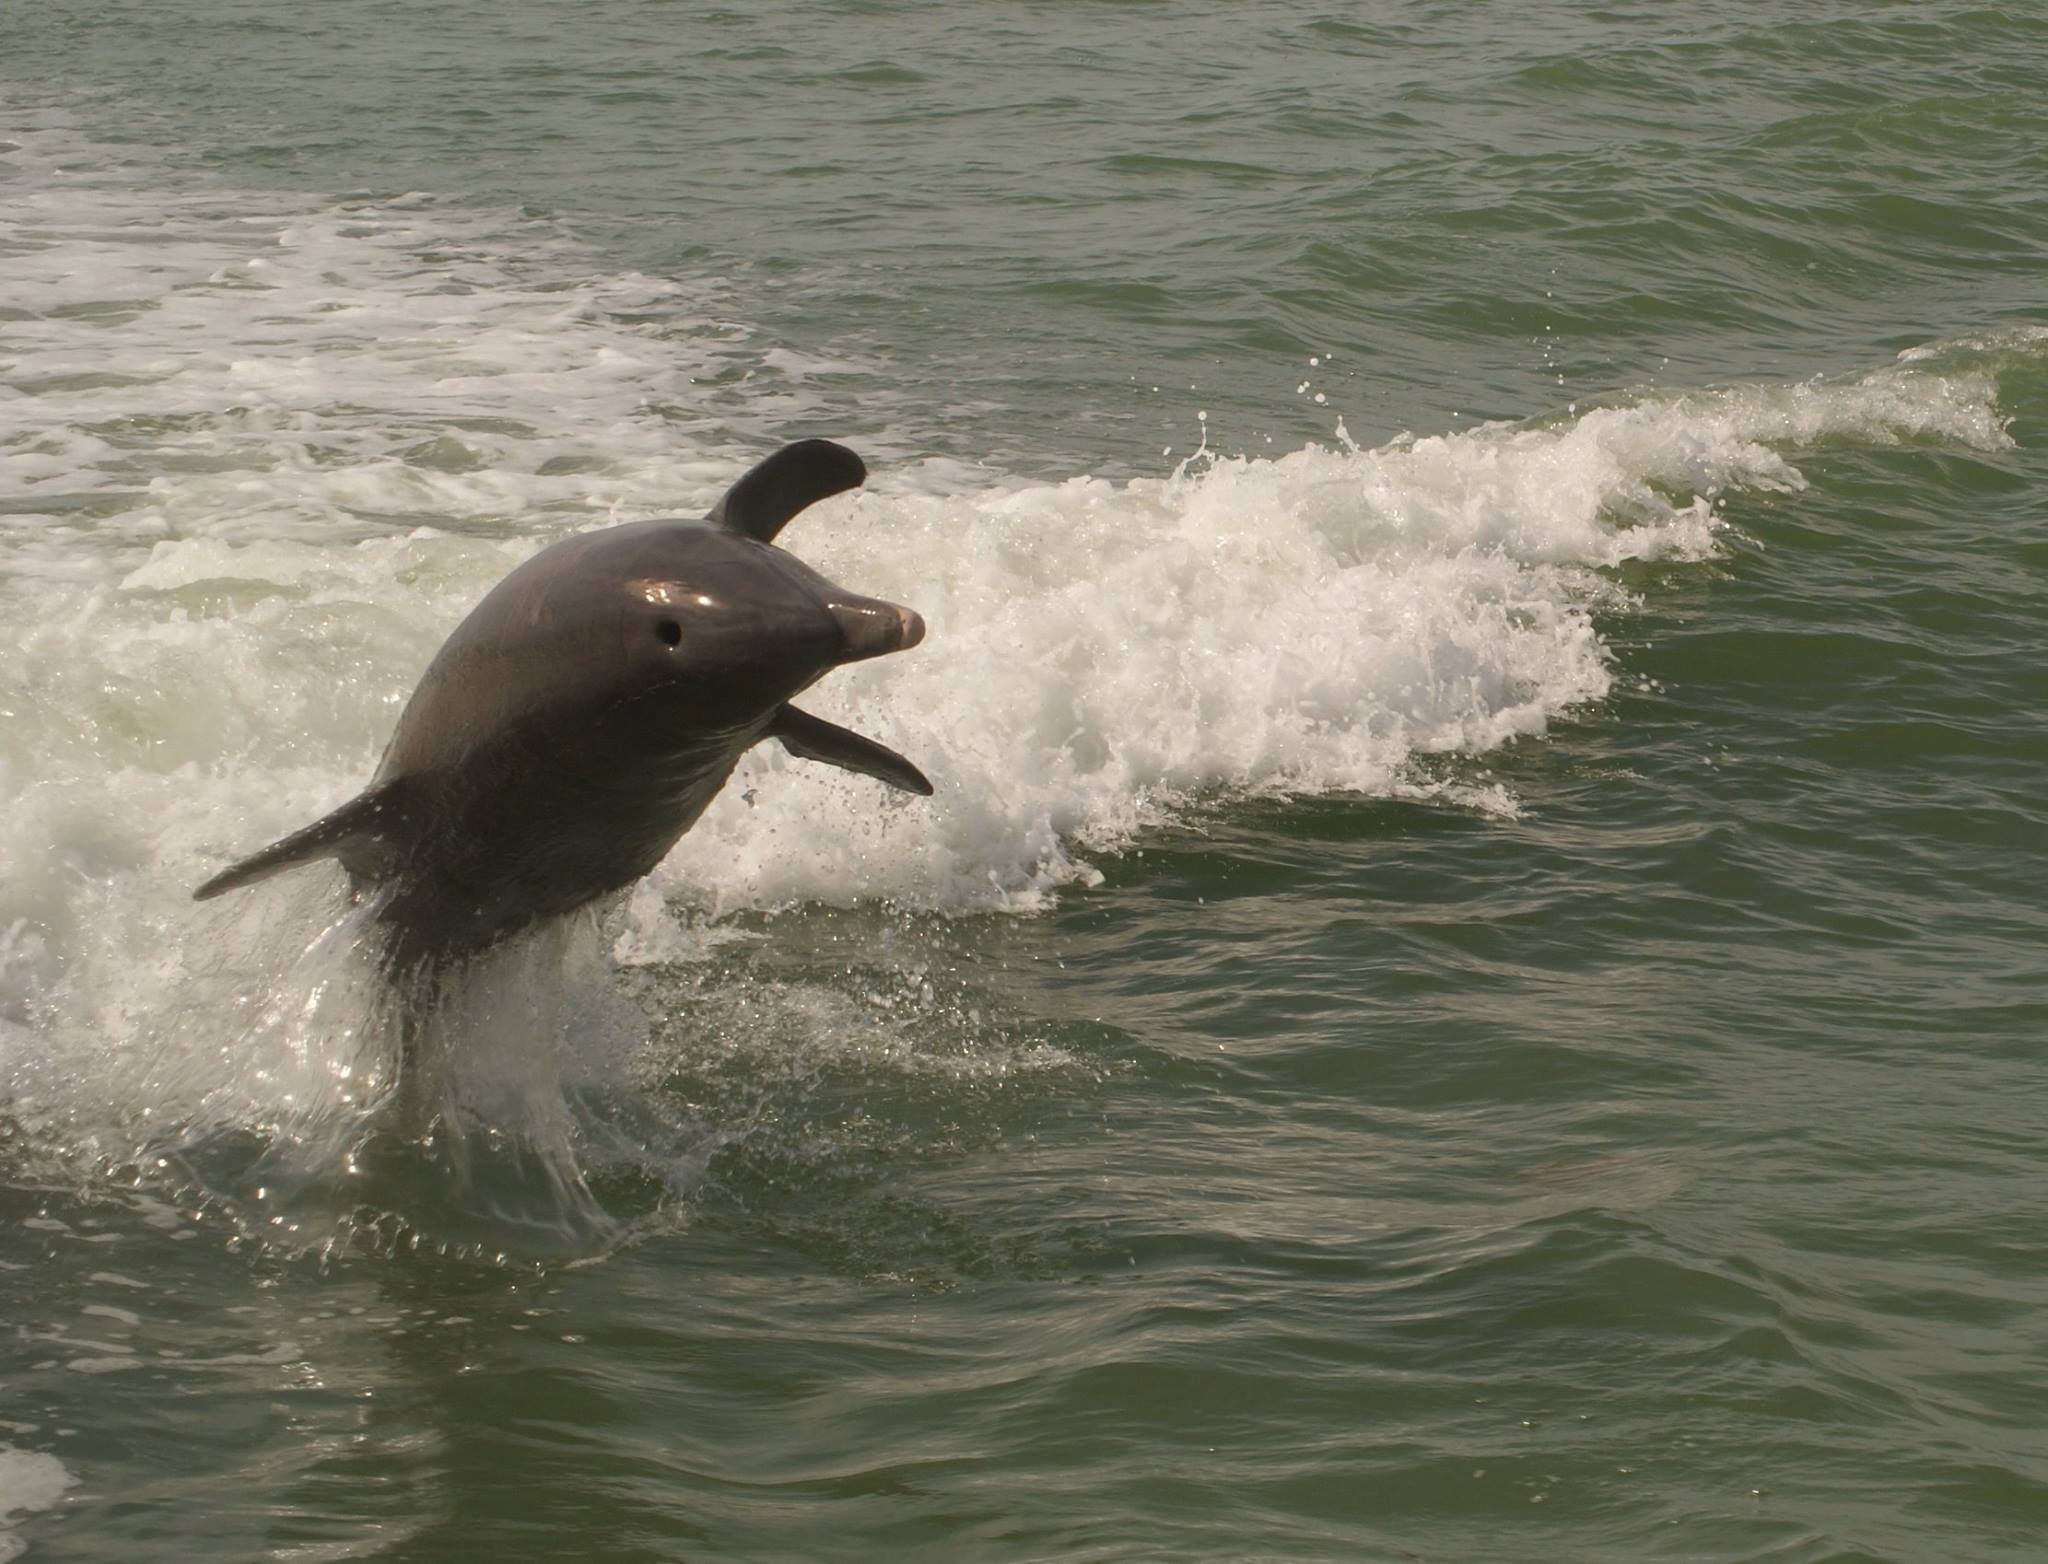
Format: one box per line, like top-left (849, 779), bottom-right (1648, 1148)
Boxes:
top-left (2, 2), bottom-right (2045, 1559)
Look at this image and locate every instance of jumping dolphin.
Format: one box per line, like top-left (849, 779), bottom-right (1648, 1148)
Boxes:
top-left (194, 439), bottom-right (929, 969)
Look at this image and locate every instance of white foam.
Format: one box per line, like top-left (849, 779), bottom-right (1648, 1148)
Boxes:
top-left (631, 359), bottom-right (2016, 921)
top-left (0, 1446), bottom-right (75, 1564)
top-left (0, 120), bottom-right (847, 594)
top-left (5, 352), bottom-right (2027, 1130)
top-left (0, 115), bottom-right (2033, 1182)
top-left (62, 1358), bottom-right (139, 1376)
top-left (1895, 323), bottom-right (2048, 365)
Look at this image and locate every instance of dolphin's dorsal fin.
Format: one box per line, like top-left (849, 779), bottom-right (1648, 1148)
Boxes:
top-left (768, 705), bottom-right (932, 796)
top-left (708, 439), bottom-right (867, 544)
top-left (193, 778), bottom-right (409, 901)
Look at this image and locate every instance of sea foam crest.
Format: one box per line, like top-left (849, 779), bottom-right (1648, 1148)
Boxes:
top-left (0, 353), bottom-right (2022, 1056)
top-left (0, 114), bottom-right (2031, 1111)
top-left (634, 356), bottom-right (2017, 924)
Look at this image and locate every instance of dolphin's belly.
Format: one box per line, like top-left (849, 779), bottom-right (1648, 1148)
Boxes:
top-left (367, 735), bottom-right (751, 963)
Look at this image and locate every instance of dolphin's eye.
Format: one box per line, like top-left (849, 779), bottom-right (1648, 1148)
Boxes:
top-left (655, 619), bottom-right (682, 647)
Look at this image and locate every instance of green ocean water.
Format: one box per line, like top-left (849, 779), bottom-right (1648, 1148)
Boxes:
top-left (2, 3), bottom-right (2045, 1560)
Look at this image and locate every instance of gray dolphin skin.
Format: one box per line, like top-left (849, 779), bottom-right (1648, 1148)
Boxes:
top-left (194, 439), bottom-right (929, 969)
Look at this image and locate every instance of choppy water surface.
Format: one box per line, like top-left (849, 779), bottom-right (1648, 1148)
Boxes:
top-left (2, 2), bottom-right (2045, 1559)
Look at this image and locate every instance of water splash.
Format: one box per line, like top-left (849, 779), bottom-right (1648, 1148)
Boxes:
top-left (2, 115), bottom-right (2033, 1247)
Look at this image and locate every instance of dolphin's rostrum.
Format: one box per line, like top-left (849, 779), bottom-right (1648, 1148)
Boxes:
top-left (195, 439), bottom-right (929, 968)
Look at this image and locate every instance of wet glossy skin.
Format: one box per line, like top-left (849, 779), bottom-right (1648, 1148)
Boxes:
top-left (355, 521), bottom-right (923, 964)
top-left (196, 440), bottom-right (929, 971)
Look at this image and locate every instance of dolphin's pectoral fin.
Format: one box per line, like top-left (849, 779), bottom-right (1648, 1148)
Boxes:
top-left (192, 779), bottom-right (409, 901)
top-left (769, 705), bottom-right (933, 796)
top-left (709, 439), bottom-right (867, 544)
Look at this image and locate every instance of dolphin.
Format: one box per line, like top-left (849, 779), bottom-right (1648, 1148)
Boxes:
top-left (194, 439), bottom-right (929, 970)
